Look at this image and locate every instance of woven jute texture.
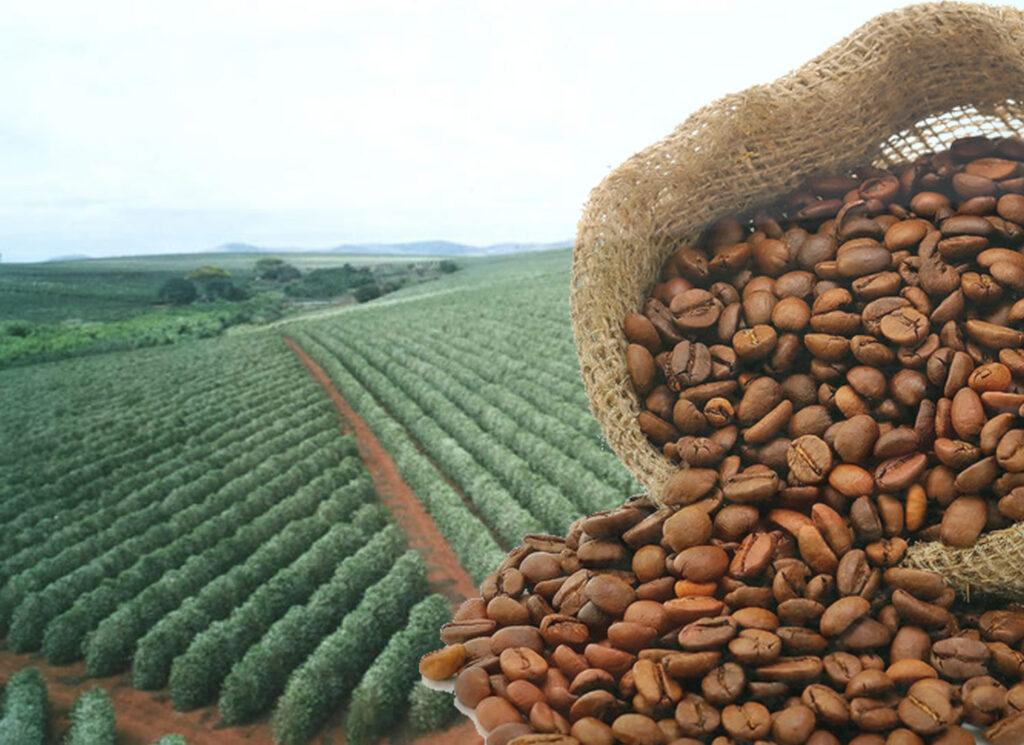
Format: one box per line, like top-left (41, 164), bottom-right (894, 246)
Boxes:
top-left (571, 2), bottom-right (1024, 598)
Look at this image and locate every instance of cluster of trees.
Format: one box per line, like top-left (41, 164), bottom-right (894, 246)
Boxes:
top-left (157, 257), bottom-right (460, 307)
top-left (157, 266), bottom-right (248, 305)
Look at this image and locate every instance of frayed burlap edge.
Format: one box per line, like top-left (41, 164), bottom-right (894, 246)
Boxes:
top-left (904, 523), bottom-right (1024, 599)
top-left (571, 2), bottom-right (1024, 598)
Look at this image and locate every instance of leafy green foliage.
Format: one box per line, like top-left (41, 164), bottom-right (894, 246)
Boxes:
top-left (408, 683), bottom-right (459, 735)
top-left (284, 263), bottom-right (374, 298)
top-left (0, 667), bottom-right (48, 745)
top-left (83, 454), bottom-right (364, 676)
top-left (65, 688), bottom-right (115, 745)
top-left (255, 257), bottom-right (301, 282)
top-left (167, 514), bottom-right (389, 711)
top-left (271, 551), bottom-right (429, 745)
top-left (131, 475), bottom-right (374, 690)
top-left (217, 524), bottom-right (407, 724)
top-left (185, 265), bottom-right (231, 281)
top-left (150, 736), bottom-right (187, 745)
top-left (353, 283), bottom-right (381, 302)
top-left (345, 594), bottom-right (451, 744)
top-left (157, 277), bottom-right (198, 305)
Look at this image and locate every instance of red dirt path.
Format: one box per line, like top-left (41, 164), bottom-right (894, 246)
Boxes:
top-left (284, 336), bottom-right (478, 604)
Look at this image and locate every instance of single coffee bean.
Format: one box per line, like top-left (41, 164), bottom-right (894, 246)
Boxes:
top-left (939, 496), bottom-right (987, 547)
top-left (721, 702), bottom-right (772, 740)
top-left (930, 636), bottom-right (991, 680)
top-left (898, 679), bottom-right (958, 735)
top-left (787, 435), bottom-right (833, 484)
top-left (733, 325), bottom-right (778, 361)
top-left (662, 505), bottom-right (712, 553)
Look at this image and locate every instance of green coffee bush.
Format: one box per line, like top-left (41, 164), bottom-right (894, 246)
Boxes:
top-left (0, 667), bottom-right (48, 745)
top-left (65, 688), bottom-right (115, 745)
top-left (217, 523), bottom-right (406, 724)
top-left (168, 514), bottom-right (389, 711)
top-left (408, 683), bottom-right (459, 735)
top-left (345, 594), bottom-right (450, 744)
top-left (271, 550), bottom-right (429, 745)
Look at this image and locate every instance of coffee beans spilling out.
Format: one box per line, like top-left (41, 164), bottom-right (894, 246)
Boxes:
top-left (626, 135), bottom-right (1024, 547)
top-left (421, 497), bottom-right (1024, 745)
top-left (419, 136), bottom-right (1024, 745)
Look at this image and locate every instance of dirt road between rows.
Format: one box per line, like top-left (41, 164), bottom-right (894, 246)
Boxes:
top-left (285, 336), bottom-right (478, 604)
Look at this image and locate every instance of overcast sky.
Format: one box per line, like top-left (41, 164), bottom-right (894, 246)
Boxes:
top-left (3, 1), bottom-right (1020, 262)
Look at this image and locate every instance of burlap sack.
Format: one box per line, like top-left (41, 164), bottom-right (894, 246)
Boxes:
top-left (571, 2), bottom-right (1024, 598)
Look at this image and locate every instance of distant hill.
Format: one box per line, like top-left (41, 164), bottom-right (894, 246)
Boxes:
top-left (44, 253), bottom-right (92, 262)
top-left (214, 240), bottom-right (569, 257)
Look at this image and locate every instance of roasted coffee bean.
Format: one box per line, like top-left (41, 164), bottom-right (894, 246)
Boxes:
top-left (662, 505), bottom-right (713, 553)
top-left (939, 496), bottom-right (987, 547)
top-left (802, 683), bottom-right (850, 725)
top-left (898, 679), bottom-right (958, 735)
top-left (930, 636), bottom-right (991, 680)
top-left (721, 701), bottom-right (772, 740)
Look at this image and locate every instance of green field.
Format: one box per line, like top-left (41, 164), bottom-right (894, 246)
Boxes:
top-left (0, 252), bottom-right (456, 367)
top-left (0, 248), bottom-right (632, 744)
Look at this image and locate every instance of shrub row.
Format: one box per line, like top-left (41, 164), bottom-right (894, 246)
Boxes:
top-left (271, 550), bottom-right (429, 745)
top-left (131, 476), bottom-right (374, 690)
top-left (0, 341), bottom-right (307, 528)
top-left (373, 327), bottom-right (621, 517)
top-left (333, 329), bottom-right (573, 531)
top-left (295, 332), bottom-right (504, 582)
top-left (308, 330), bottom-right (542, 544)
top-left (0, 368), bottom-right (305, 536)
top-left (7, 426), bottom-right (339, 655)
top-left (0, 667), bottom-right (48, 745)
top-left (84, 455), bottom-right (364, 676)
top-left (1, 390), bottom-right (325, 577)
top-left (38, 434), bottom-right (346, 664)
top-left (167, 516), bottom-right (392, 711)
top-left (217, 522), bottom-right (408, 724)
top-left (0, 407), bottom-right (332, 627)
top-left (345, 593), bottom-right (451, 744)
top-left (64, 689), bottom-right (115, 745)
top-left (379, 325), bottom-right (635, 503)
top-left (408, 682), bottom-right (460, 735)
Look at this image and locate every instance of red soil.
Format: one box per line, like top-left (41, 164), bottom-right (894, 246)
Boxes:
top-left (0, 652), bottom-right (269, 744)
top-left (284, 336), bottom-right (478, 604)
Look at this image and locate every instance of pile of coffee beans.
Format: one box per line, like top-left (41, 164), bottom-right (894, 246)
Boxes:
top-left (419, 136), bottom-right (1024, 745)
top-left (626, 135), bottom-right (1024, 547)
top-left (420, 497), bottom-right (1024, 745)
